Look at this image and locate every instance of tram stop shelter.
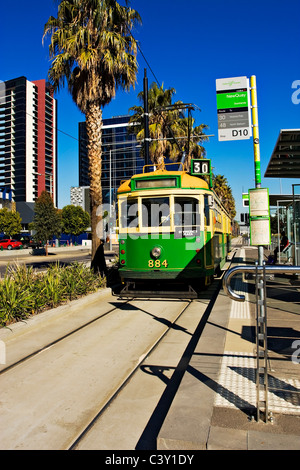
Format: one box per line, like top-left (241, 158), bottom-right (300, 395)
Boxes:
top-left (264, 129), bottom-right (300, 265)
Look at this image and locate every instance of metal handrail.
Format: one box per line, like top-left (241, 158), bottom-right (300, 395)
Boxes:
top-left (223, 265), bottom-right (300, 302)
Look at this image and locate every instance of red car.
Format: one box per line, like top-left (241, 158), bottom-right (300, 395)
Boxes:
top-left (0, 239), bottom-right (23, 250)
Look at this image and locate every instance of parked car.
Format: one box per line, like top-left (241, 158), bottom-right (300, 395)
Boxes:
top-left (14, 235), bottom-right (43, 249)
top-left (0, 239), bottom-right (23, 250)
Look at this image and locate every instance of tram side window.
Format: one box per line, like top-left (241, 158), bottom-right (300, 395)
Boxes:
top-left (204, 196), bottom-right (210, 226)
top-left (174, 197), bottom-right (200, 228)
top-left (120, 199), bottom-right (139, 228)
top-left (141, 197), bottom-right (170, 228)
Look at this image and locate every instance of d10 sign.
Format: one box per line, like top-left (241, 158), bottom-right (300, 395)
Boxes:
top-left (216, 76), bottom-right (252, 141)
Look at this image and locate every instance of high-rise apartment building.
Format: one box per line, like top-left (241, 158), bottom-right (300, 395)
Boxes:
top-left (78, 115), bottom-right (143, 205)
top-left (0, 76), bottom-right (57, 207)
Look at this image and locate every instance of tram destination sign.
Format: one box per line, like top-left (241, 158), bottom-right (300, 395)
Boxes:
top-left (191, 159), bottom-right (211, 176)
top-left (216, 76), bottom-right (252, 141)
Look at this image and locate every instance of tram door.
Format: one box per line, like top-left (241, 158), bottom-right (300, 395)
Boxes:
top-left (204, 195), bottom-right (213, 268)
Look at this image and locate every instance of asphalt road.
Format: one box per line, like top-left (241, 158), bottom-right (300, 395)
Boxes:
top-left (0, 248), bottom-right (94, 275)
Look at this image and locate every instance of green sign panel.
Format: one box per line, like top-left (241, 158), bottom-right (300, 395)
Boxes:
top-left (216, 91), bottom-right (249, 110)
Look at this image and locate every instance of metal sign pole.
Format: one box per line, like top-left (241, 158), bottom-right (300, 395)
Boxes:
top-left (250, 75), bottom-right (269, 421)
top-left (250, 75), bottom-right (261, 188)
top-left (250, 76), bottom-right (264, 267)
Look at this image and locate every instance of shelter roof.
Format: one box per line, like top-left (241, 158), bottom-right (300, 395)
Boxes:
top-left (264, 129), bottom-right (300, 178)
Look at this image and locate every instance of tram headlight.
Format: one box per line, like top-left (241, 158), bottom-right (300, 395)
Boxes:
top-left (151, 247), bottom-right (161, 258)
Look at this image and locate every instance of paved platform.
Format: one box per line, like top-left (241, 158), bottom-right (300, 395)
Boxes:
top-left (157, 243), bottom-right (300, 450)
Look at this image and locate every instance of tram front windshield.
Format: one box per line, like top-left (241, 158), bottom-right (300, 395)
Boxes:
top-left (174, 197), bottom-right (199, 228)
top-left (142, 197), bottom-right (170, 228)
top-left (120, 198), bottom-right (139, 228)
top-left (120, 196), bottom-right (200, 230)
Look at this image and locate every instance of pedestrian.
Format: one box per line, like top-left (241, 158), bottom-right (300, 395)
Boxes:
top-left (91, 239), bottom-right (107, 277)
top-left (273, 231), bottom-right (289, 263)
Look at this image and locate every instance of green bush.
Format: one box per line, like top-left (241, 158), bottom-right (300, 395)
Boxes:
top-left (0, 262), bottom-right (104, 327)
top-left (60, 262), bottom-right (102, 300)
top-left (0, 277), bottom-right (34, 325)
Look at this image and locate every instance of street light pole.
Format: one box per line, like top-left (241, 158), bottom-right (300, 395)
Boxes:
top-left (33, 171), bottom-right (53, 199)
top-left (109, 149), bottom-right (112, 251)
top-left (143, 69), bottom-right (150, 170)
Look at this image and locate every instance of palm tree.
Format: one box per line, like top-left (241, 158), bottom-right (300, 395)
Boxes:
top-left (129, 82), bottom-right (183, 168)
top-left (171, 116), bottom-right (208, 170)
top-left (129, 84), bottom-right (208, 170)
top-left (44, 0), bottom-right (141, 265)
top-left (213, 174), bottom-right (236, 218)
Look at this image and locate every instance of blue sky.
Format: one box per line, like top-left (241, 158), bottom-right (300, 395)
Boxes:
top-left (1, 0), bottom-right (299, 218)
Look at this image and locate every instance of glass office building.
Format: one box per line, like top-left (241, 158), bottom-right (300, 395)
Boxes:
top-left (78, 115), bottom-right (144, 204)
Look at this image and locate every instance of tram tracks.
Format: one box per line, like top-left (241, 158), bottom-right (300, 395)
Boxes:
top-left (67, 299), bottom-right (194, 450)
top-left (0, 294), bottom-right (132, 376)
top-left (70, 283), bottom-right (224, 450)
top-left (0, 281), bottom-right (222, 450)
top-left (70, 280), bottom-right (223, 450)
top-left (69, 247), bottom-right (240, 450)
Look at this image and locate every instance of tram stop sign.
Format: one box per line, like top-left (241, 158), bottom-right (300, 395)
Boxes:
top-left (216, 76), bottom-right (252, 141)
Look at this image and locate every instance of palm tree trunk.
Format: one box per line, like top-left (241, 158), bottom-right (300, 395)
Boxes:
top-left (85, 103), bottom-right (103, 268)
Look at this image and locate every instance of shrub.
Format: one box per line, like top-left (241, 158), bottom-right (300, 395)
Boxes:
top-left (0, 262), bottom-right (104, 327)
top-left (0, 276), bottom-right (35, 325)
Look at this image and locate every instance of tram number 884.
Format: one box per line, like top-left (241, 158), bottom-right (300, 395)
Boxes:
top-left (148, 259), bottom-right (168, 268)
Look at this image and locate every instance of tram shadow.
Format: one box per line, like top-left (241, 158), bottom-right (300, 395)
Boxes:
top-left (232, 256), bottom-right (256, 265)
top-left (110, 270), bottom-right (222, 300)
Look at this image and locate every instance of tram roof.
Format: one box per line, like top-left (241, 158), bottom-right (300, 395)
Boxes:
top-left (264, 129), bottom-right (300, 178)
top-left (117, 169), bottom-right (209, 194)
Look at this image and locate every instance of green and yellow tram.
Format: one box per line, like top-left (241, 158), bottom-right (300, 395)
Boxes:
top-left (117, 162), bottom-right (232, 297)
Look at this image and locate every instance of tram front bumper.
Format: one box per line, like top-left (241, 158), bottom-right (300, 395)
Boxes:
top-left (118, 267), bottom-right (208, 281)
